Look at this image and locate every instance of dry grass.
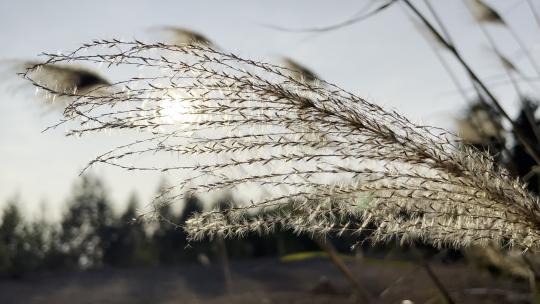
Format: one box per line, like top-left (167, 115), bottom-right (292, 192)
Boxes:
top-left (21, 40), bottom-right (540, 251)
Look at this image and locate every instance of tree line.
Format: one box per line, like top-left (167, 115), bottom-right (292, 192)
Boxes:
top-left (0, 175), bottom-right (319, 278)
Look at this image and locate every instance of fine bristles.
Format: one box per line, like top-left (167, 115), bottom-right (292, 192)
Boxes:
top-left (23, 39), bottom-right (540, 251)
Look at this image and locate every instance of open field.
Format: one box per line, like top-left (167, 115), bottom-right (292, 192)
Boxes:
top-left (0, 257), bottom-right (530, 304)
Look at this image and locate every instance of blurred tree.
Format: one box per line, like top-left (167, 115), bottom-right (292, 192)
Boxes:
top-left (57, 175), bottom-right (116, 269)
top-left (21, 220), bottom-right (49, 271)
top-left (103, 194), bottom-right (154, 267)
top-left (0, 200), bottom-right (24, 276)
top-left (0, 198), bottom-right (49, 277)
top-left (152, 180), bottom-right (187, 264)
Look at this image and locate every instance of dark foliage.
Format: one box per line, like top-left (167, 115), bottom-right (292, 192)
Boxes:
top-left (0, 176), bottom-right (325, 277)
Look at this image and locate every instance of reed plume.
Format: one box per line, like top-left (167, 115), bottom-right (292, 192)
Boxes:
top-left (470, 0), bottom-right (505, 24)
top-left (281, 57), bottom-right (319, 84)
top-left (22, 40), bottom-right (540, 251)
top-left (155, 27), bottom-right (215, 47)
top-left (23, 62), bottom-right (109, 95)
top-left (15, 61), bottom-right (111, 109)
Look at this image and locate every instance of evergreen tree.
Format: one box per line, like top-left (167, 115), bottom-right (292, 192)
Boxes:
top-left (0, 199), bottom-right (50, 277)
top-left (152, 180), bottom-right (186, 264)
top-left (58, 175), bottom-right (116, 269)
top-left (0, 200), bottom-right (24, 276)
top-left (103, 194), bottom-right (154, 267)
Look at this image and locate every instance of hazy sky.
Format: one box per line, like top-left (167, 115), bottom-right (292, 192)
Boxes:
top-left (1, 0), bottom-right (538, 220)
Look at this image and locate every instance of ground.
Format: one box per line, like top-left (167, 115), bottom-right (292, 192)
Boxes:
top-left (0, 257), bottom-right (531, 304)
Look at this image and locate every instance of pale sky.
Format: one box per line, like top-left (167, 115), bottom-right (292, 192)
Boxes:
top-left (1, 0), bottom-right (539, 220)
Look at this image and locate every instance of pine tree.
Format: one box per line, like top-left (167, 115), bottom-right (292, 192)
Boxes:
top-left (104, 194), bottom-right (153, 267)
top-left (58, 175), bottom-right (116, 269)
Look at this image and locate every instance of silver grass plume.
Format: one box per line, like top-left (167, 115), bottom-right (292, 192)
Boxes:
top-left (281, 57), bottom-right (319, 84)
top-left (22, 40), bottom-right (540, 250)
top-left (457, 102), bottom-right (504, 147)
top-left (470, 0), bottom-right (505, 25)
top-left (17, 61), bottom-right (110, 108)
top-left (156, 26), bottom-right (215, 47)
top-left (495, 51), bottom-right (518, 72)
top-left (23, 62), bottom-right (109, 95)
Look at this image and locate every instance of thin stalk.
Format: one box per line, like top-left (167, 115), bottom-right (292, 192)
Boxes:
top-left (508, 70), bottom-right (540, 146)
top-left (507, 25), bottom-right (540, 78)
top-left (527, 0), bottom-right (540, 30)
top-left (315, 238), bottom-right (372, 303)
top-left (422, 0), bottom-right (510, 157)
top-left (426, 40), bottom-right (469, 102)
top-left (462, 0), bottom-right (525, 98)
top-left (422, 0), bottom-right (476, 101)
top-left (443, 75), bottom-right (540, 95)
top-left (463, 0), bottom-right (540, 172)
top-left (403, 0), bottom-right (540, 166)
top-left (430, 45), bottom-right (469, 102)
top-left (217, 238), bottom-right (233, 293)
top-left (403, 2), bottom-right (468, 102)
top-left (466, 4), bottom-right (540, 96)
top-left (522, 254), bottom-right (540, 303)
top-left (464, 0), bottom-right (540, 78)
top-left (421, 260), bottom-right (456, 304)
top-left (423, 0), bottom-right (483, 97)
top-left (422, 0), bottom-right (454, 45)
top-left (522, 254), bottom-right (540, 281)
top-left (463, 0), bottom-right (540, 96)
top-left (411, 246), bottom-right (455, 304)
top-left (376, 266), bottom-right (420, 300)
top-left (492, 56), bottom-right (540, 148)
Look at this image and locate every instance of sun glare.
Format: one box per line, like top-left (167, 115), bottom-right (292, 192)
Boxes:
top-left (158, 88), bottom-right (199, 125)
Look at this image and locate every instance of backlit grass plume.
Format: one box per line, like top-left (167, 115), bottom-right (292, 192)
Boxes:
top-left (22, 40), bottom-right (540, 250)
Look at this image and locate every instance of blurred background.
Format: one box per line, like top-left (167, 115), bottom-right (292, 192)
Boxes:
top-left (1, 0), bottom-right (540, 303)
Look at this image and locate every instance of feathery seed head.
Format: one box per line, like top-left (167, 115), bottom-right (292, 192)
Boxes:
top-left (23, 40), bottom-right (540, 251)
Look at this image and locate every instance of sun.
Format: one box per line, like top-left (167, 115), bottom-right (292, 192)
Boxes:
top-left (158, 88), bottom-right (199, 125)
